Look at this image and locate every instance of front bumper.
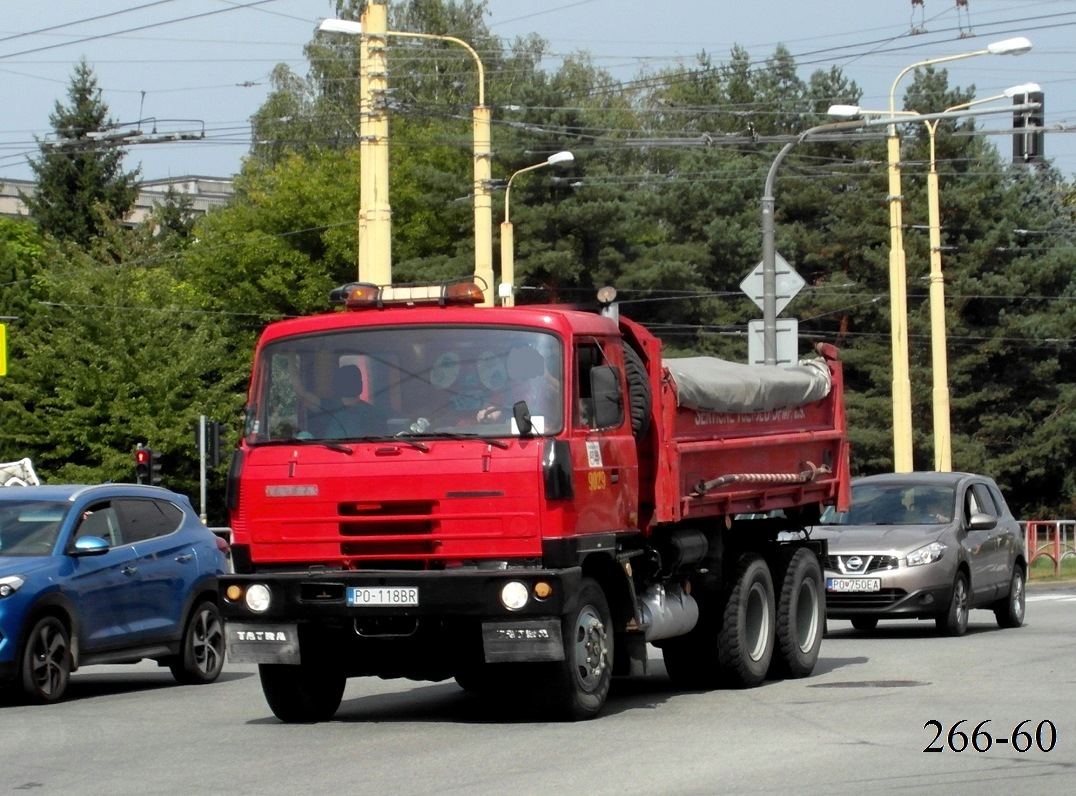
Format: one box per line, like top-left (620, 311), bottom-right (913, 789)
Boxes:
top-left (220, 567), bottom-right (580, 667)
top-left (824, 569), bottom-right (953, 619)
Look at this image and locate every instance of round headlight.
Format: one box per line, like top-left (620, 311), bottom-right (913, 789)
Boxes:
top-left (500, 580), bottom-right (529, 611)
top-left (245, 583), bottom-right (271, 613)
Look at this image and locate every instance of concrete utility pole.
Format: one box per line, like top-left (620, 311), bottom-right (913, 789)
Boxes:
top-left (358, 3), bottom-right (392, 286)
top-left (320, 4), bottom-right (492, 302)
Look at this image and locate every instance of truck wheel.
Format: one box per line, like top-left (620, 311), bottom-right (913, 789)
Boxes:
top-left (622, 344), bottom-right (651, 440)
top-left (993, 566), bottom-right (1025, 629)
top-left (717, 553), bottom-right (775, 688)
top-left (538, 577), bottom-right (612, 720)
top-left (768, 548), bottom-right (823, 679)
top-left (258, 663), bottom-right (345, 723)
top-left (936, 572), bottom-right (969, 637)
top-left (168, 600), bottom-right (225, 684)
top-left (21, 616), bottom-right (72, 704)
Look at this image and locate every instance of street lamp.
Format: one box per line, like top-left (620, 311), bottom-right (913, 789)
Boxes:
top-left (759, 118), bottom-right (868, 364)
top-left (883, 36), bottom-right (1031, 473)
top-left (319, 9), bottom-right (494, 304)
top-left (499, 151), bottom-right (574, 307)
top-left (920, 82), bottom-right (1039, 472)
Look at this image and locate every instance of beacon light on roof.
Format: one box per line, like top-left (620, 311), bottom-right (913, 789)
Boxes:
top-left (329, 278), bottom-right (486, 310)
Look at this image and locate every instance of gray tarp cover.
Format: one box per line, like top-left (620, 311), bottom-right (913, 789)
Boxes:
top-left (664, 357), bottom-right (832, 413)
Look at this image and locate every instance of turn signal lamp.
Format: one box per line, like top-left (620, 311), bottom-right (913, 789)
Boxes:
top-left (329, 279), bottom-right (486, 311)
top-left (225, 584), bottom-right (243, 602)
top-left (533, 581), bottom-right (553, 600)
top-left (329, 282), bottom-right (381, 310)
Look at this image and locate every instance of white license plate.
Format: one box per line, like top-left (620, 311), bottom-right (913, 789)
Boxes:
top-left (347, 587), bottom-right (419, 606)
top-left (827, 578), bottom-right (881, 593)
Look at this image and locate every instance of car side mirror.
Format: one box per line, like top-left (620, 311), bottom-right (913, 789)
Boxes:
top-left (967, 512), bottom-right (997, 531)
top-left (70, 536), bottom-right (110, 557)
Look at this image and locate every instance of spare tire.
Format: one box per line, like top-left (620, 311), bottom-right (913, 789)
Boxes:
top-left (622, 344), bottom-right (652, 440)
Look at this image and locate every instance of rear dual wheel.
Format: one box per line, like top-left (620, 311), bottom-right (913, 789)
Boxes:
top-left (662, 553), bottom-right (776, 690)
top-left (769, 548), bottom-right (824, 679)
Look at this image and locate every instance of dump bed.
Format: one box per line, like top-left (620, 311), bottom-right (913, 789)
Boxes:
top-left (619, 318), bottom-right (850, 530)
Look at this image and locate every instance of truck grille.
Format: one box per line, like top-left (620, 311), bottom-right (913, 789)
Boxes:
top-left (339, 500), bottom-right (436, 537)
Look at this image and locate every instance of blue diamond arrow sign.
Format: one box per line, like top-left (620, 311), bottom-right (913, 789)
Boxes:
top-left (739, 253), bottom-right (804, 315)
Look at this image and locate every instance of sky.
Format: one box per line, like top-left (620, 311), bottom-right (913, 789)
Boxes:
top-left (0, 0), bottom-right (1073, 182)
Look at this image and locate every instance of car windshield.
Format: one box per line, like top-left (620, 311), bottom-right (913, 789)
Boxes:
top-left (246, 325), bottom-right (565, 443)
top-left (818, 483), bottom-right (955, 526)
top-left (0, 501), bottom-right (70, 556)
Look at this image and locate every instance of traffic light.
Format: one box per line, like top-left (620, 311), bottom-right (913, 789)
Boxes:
top-left (134, 445), bottom-right (163, 486)
top-left (134, 445), bottom-right (151, 484)
top-left (1013, 90), bottom-right (1045, 164)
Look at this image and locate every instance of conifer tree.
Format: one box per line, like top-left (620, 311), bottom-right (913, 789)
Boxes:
top-left (24, 59), bottom-right (140, 245)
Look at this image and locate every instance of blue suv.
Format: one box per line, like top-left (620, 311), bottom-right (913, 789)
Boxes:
top-left (0, 484), bottom-right (228, 703)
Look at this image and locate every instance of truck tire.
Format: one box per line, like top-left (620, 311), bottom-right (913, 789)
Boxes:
top-left (259, 663), bottom-right (346, 723)
top-left (622, 344), bottom-right (651, 440)
top-left (537, 577), bottom-right (612, 721)
top-left (768, 547), bottom-right (824, 679)
top-left (716, 553), bottom-right (776, 688)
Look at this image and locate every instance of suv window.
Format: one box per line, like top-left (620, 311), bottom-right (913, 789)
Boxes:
top-left (74, 502), bottom-right (123, 546)
top-left (116, 498), bottom-right (182, 543)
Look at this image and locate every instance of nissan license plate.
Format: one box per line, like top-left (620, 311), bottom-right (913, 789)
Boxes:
top-left (827, 578), bottom-right (881, 593)
top-left (347, 586), bottom-right (419, 607)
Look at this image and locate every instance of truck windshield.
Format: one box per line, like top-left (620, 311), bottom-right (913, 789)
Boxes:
top-left (246, 326), bottom-right (564, 443)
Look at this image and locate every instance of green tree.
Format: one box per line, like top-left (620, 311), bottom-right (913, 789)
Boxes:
top-left (23, 59), bottom-right (140, 246)
top-left (0, 221), bottom-right (242, 521)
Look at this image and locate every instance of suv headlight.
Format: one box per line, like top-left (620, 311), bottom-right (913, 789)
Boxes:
top-left (0, 575), bottom-right (26, 598)
top-left (907, 542), bottom-right (947, 567)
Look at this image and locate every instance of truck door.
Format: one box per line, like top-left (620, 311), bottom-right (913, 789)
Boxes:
top-left (570, 339), bottom-right (639, 534)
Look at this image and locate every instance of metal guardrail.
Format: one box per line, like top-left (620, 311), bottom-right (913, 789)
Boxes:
top-left (1021, 520), bottom-right (1076, 577)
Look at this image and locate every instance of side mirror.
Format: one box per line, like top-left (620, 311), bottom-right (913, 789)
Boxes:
top-left (591, 365), bottom-right (623, 429)
top-left (967, 512), bottom-right (998, 531)
top-left (512, 400), bottom-right (534, 436)
top-left (70, 536), bottom-right (110, 557)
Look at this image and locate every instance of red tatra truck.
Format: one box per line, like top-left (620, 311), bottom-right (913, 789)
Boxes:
top-left (220, 280), bottom-right (850, 722)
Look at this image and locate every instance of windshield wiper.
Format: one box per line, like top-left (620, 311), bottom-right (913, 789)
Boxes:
top-left (262, 436), bottom-right (354, 455)
top-left (396, 429), bottom-right (510, 449)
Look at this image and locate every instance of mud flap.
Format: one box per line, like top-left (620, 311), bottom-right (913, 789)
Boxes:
top-left (482, 619), bottom-right (564, 663)
top-left (226, 622), bottom-right (300, 664)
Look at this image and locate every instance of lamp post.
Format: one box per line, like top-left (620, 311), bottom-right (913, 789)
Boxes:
top-left (319, 9), bottom-right (493, 303)
top-left (883, 36), bottom-right (1031, 473)
top-left (921, 82), bottom-right (1039, 472)
top-left (500, 151), bottom-right (574, 307)
top-left (760, 118), bottom-right (868, 364)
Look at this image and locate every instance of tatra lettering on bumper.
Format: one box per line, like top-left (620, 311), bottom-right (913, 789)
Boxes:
top-left (482, 619), bottom-right (564, 663)
top-left (226, 622), bottom-right (300, 665)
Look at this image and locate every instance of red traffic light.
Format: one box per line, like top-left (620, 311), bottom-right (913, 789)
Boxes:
top-left (134, 445), bottom-right (157, 484)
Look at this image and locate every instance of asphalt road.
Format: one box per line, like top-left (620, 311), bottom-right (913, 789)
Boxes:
top-left (2, 584), bottom-right (1074, 795)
